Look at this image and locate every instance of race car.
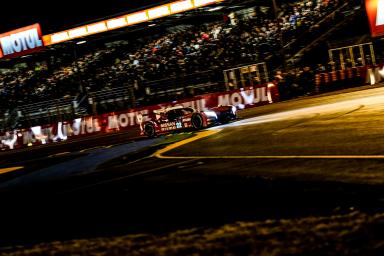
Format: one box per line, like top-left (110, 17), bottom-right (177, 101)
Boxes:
top-left (137, 105), bottom-right (237, 137)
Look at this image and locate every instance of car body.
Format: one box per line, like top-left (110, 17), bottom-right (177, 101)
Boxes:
top-left (137, 105), bottom-right (237, 137)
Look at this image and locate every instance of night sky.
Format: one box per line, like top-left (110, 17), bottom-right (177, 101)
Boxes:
top-left (0, 0), bottom-right (168, 34)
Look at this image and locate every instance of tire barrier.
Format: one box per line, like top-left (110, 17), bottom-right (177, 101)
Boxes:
top-left (315, 66), bottom-right (368, 93)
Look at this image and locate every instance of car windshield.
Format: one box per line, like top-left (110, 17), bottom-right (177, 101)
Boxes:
top-left (166, 108), bottom-right (193, 121)
top-left (167, 110), bottom-right (179, 121)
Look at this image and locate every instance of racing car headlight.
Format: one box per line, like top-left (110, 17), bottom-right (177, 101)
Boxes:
top-left (204, 111), bottom-right (218, 119)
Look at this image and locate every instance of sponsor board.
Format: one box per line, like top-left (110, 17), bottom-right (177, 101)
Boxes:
top-left (0, 84), bottom-right (278, 151)
top-left (0, 24), bottom-right (44, 58)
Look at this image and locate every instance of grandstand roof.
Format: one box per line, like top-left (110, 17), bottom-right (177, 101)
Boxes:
top-left (0, 0), bottom-right (263, 63)
top-left (0, 0), bottom-right (167, 34)
top-left (1, 0), bottom-right (263, 36)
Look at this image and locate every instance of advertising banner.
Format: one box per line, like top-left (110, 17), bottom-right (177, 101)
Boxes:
top-left (0, 23), bottom-right (44, 58)
top-left (0, 84), bottom-right (278, 151)
top-left (365, 0), bottom-right (384, 37)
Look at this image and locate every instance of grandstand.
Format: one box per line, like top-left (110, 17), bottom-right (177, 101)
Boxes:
top-left (0, 0), bottom-right (371, 132)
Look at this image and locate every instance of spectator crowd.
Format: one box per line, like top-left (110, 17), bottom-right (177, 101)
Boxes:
top-left (0, 0), bottom-right (346, 120)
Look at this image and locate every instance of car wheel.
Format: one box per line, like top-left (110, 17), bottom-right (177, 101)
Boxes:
top-left (144, 123), bottom-right (156, 137)
top-left (191, 113), bottom-right (204, 129)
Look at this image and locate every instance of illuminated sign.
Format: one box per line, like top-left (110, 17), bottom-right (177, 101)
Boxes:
top-left (193, 0), bottom-right (219, 7)
top-left (87, 22), bottom-right (108, 34)
top-left (366, 0), bottom-right (384, 37)
top-left (127, 11), bottom-right (148, 25)
top-left (43, 0), bottom-right (223, 45)
top-left (106, 17), bottom-right (128, 29)
top-left (170, 0), bottom-right (194, 13)
top-left (148, 5), bottom-right (171, 19)
top-left (0, 24), bottom-right (44, 58)
top-left (377, 0), bottom-right (384, 25)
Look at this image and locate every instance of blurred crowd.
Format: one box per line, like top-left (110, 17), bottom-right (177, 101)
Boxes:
top-left (274, 66), bottom-right (316, 101)
top-left (0, 0), bottom-right (343, 116)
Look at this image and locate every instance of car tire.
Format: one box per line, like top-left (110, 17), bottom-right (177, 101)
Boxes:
top-left (191, 113), bottom-right (204, 129)
top-left (144, 123), bottom-right (156, 137)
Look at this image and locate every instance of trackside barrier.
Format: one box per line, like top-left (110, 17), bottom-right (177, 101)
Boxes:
top-left (315, 66), bottom-right (367, 93)
top-left (365, 66), bottom-right (384, 85)
top-left (0, 83), bottom-right (279, 151)
top-left (314, 74), bottom-right (321, 93)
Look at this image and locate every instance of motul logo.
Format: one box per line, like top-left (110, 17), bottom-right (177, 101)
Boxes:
top-left (0, 24), bottom-right (44, 58)
top-left (377, 0), bottom-right (384, 25)
top-left (0, 28), bottom-right (42, 56)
